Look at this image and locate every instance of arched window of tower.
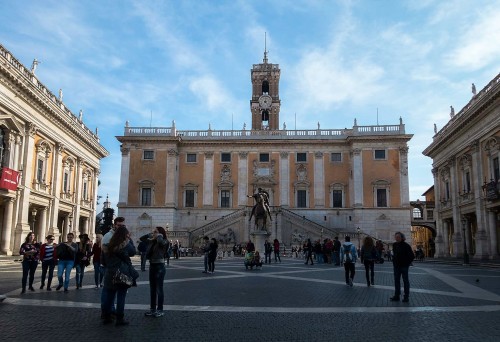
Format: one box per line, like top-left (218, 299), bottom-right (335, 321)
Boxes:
top-left (262, 80), bottom-right (269, 94)
top-left (262, 110), bottom-right (269, 122)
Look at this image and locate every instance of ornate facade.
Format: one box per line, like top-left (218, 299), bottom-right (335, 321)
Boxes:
top-left (423, 73), bottom-right (500, 260)
top-left (116, 52), bottom-right (413, 248)
top-left (0, 44), bottom-right (108, 255)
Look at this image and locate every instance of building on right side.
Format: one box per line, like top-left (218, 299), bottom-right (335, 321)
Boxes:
top-left (423, 73), bottom-right (500, 260)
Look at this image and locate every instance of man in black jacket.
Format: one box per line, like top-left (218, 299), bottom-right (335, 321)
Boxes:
top-left (390, 232), bottom-right (415, 303)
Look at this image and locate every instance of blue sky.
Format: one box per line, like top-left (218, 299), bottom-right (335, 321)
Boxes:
top-left (1, 0), bottom-right (500, 211)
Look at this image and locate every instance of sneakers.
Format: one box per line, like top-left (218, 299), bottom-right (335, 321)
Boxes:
top-left (40, 284), bottom-right (45, 290)
top-left (390, 296), bottom-right (400, 301)
top-left (153, 311), bottom-right (164, 317)
top-left (56, 284), bottom-right (63, 291)
top-left (348, 278), bottom-right (353, 287)
top-left (28, 287), bottom-right (35, 291)
top-left (402, 297), bottom-right (409, 303)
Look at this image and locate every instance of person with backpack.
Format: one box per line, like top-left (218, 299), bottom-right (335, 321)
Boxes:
top-left (140, 226), bottom-right (169, 318)
top-left (340, 236), bottom-right (357, 287)
top-left (360, 236), bottom-right (377, 287)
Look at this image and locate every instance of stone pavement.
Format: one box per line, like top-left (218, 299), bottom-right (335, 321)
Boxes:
top-left (1, 255), bottom-right (500, 341)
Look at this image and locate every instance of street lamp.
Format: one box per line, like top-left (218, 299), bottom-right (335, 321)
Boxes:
top-left (461, 217), bottom-right (469, 265)
top-left (68, 212), bottom-right (73, 235)
top-left (356, 226), bottom-right (361, 251)
top-left (31, 208), bottom-right (37, 232)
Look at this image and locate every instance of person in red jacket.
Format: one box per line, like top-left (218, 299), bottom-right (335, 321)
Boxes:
top-left (39, 235), bottom-right (57, 291)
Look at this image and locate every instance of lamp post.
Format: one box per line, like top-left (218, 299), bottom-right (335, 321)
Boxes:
top-left (356, 226), bottom-right (361, 251)
top-left (461, 217), bottom-right (469, 265)
top-left (31, 208), bottom-right (37, 232)
top-left (68, 212), bottom-right (73, 236)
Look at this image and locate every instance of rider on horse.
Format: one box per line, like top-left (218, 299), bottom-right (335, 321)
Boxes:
top-left (248, 188), bottom-right (272, 222)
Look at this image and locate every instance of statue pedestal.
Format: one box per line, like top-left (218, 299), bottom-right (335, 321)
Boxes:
top-left (251, 230), bottom-right (271, 254)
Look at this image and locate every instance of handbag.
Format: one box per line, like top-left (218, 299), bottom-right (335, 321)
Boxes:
top-left (112, 268), bottom-right (134, 287)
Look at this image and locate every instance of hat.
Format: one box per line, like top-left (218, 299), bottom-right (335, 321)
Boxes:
top-left (46, 235), bottom-right (55, 240)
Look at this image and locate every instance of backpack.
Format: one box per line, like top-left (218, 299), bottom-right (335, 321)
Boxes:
top-left (343, 244), bottom-right (353, 263)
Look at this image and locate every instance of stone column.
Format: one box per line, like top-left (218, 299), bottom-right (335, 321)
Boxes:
top-left (488, 210), bottom-right (499, 257)
top-left (73, 158), bottom-right (84, 234)
top-left (314, 152), bottom-right (325, 207)
top-left (49, 143), bottom-right (64, 238)
top-left (165, 149), bottom-right (178, 207)
top-left (203, 152), bottom-right (214, 207)
top-left (432, 168), bottom-right (445, 257)
top-left (352, 148), bottom-right (363, 207)
top-left (451, 221), bottom-right (462, 258)
top-left (39, 207), bottom-right (48, 241)
top-left (470, 140), bottom-right (489, 259)
top-left (399, 146), bottom-right (410, 207)
top-left (1, 198), bottom-right (15, 255)
top-left (237, 152), bottom-right (248, 206)
top-left (279, 152), bottom-right (289, 207)
top-left (14, 123), bottom-right (37, 254)
top-left (442, 220), bottom-right (450, 257)
top-left (118, 146), bottom-right (130, 206)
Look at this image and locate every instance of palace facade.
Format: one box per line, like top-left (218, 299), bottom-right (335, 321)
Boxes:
top-left (116, 52), bottom-right (413, 248)
top-left (0, 44), bottom-right (108, 255)
top-left (423, 73), bottom-right (500, 260)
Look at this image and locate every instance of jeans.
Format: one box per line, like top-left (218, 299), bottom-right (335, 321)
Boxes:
top-left (274, 251), bottom-right (281, 262)
top-left (102, 287), bottom-right (127, 315)
top-left (264, 252), bottom-right (272, 264)
top-left (364, 260), bottom-right (375, 284)
top-left (40, 260), bottom-right (55, 288)
top-left (315, 253), bottom-right (323, 264)
top-left (203, 253), bottom-right (208, 272)
top-left (140, 252), bottom-right (147, 271)
top-left (57, 259), bottom-right (74, 290)
top-left (344, 262), bottom-right (355, 283)
top-left (22, 260), bottom-right (38, 290)
top-left (333, 252), bottom-right (340, 265)
top-left (93, 262), bottom-right (103, 286)
top-left (305, 251), bottom-right (313, 265)
top-left (149, 263), bottom-right (166, 311)
top-left (75, 263), bottom-right (86, 287)
top-left (393, 265), bottom-right (410, 298)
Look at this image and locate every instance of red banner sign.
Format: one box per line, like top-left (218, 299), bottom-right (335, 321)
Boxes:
top-left (0, 167), bottom-right (20, 191)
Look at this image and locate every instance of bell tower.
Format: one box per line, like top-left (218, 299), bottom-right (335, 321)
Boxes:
top-left (250, 37), bottom-right (281, 130)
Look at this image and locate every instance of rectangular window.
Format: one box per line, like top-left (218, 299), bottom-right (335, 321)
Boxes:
top-left (221, 190), bottom-right (230, 208)
top-left (63, 172), bottom-right (69, 192)
top-left (37, 159), bottom-right (44, 182)
top-left (445, 181), bottom-right (450, 200)
top-left (374, 150), bottom-right (386, 160)
top-left (185, 190), bottom-right (195, 207)
top-left (143, 150), bottom-right (154, 160)
top-left (331, 153), bottom-right (342, 162)
top-left (83, 182), bottom-right (88, 200)
top-left (141, 188), bottom-right (151, 206)
top-left (494, 157), bottom-right (499, 181)
top-left (465, 171), bottom-right (471, 192)
top-left (221, 153), bottom-right (231, 163)
top-left (187, 153), bottom-right (197, 163)
top-left (259, 153), bottom-right (269, 163)
top-left (297, 190), bottom-right (307, 208)
top-left (376, 188), bottom-right (387, 207)
top-left (427, 210), bottom-right (434, 220)
top-left (332, 190), bottom-right (343, 208)
top-left (296, 153), bottom-right (307, 162)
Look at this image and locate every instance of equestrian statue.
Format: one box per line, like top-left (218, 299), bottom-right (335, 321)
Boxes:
top-left (248, 188), bottom-right (272, 231)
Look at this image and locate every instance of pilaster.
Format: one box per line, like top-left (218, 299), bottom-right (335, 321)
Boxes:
top-left (203, 152), bottom-right (214, 207)
top-left (118, 146), bottom-right (130, 206)
top-left (279, 152), bottom-right (289, 207)
top-left (314, 152), bottom-right (325, 207)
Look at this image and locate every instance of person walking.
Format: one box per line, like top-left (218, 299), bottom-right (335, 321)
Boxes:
top-left (102, 226), bottom-right (137, 326)
top-left (91, 234), bottom-right (103, 288)
top-left (141, 227), bottom-right (169, 318)
top-left (19, 232), bottom-right (40, 294)
top-left (304, 238), bottom-right (314, 265)
top-left (55, 232), bottom-right (78, 292)
top-left (201, 236), bottom-right (210, 273)
top-left (264, 240), bottom-right (272, 264)
top-left (208, 238), bottom-right (218, 274)
top-left (390, 232), bottom-right (415, 303)
top-left (273, 239), bottom-right (281, 263)
top-left (340, 236), bottom-right (357, 287)
top-left (39, 235), bottom-right (57, 291)
top-left (75, 234), bottom-right (91, 289)
top-left (360, 236), bottom-right (377, 287)
top-left (138, 239), bottom-right (148, 272)
top-left (333, 236), bottom-right (341, 266)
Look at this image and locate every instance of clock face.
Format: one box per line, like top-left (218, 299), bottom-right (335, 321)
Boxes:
top-left (259, 95), bottom-right (272, 109)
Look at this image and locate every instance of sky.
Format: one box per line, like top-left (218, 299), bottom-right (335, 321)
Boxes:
top-left (1, 0), bottom-right (499, 212)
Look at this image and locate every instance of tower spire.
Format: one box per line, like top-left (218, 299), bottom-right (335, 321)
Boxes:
top-left (263, 32), bottom-right (268, 64)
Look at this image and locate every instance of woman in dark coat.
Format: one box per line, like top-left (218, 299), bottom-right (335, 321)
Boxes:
top-left (208, 238), bottom-right (218, 273)
top-left (102, 226), bottom-right (137, 326)
top-left (141, 226), bottom-right (169, 318)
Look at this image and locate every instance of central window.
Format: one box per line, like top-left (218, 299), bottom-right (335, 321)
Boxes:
top-left (374, 150), bottom-right (386, 160)
top-left (185, 189), bottom-right (195, 207)
top-left (220, 190), bottom-right (230, 208)
top-left (141, 188), bottom-right (152, 206)
top-left (259, 153), bottom-right (269, 162)
top-left (187, 153), bottom-right (197, 163)
top-left (143, 150), bottom-right (154, 160)
top-left (297, 190), bottom-right (307, 208)
top-left (296, 153), bottom-right (307, 162)
top-left (221, 153), bottom-right (231, 163)
top-left (376, 188), bottom-right (387, 207)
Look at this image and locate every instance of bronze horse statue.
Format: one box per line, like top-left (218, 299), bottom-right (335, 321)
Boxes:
top-left (248, 193), bottom-right (270, 231)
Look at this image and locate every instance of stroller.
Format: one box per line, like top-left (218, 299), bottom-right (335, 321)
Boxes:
top-left (244, 251), bottom-right (263, 270)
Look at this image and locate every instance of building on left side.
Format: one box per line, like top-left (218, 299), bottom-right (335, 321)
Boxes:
top-left (0, 44), bottom-right (109, 255)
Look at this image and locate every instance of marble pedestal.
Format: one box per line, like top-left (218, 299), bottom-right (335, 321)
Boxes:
top-left (251, 230), bottom-right (271, 253)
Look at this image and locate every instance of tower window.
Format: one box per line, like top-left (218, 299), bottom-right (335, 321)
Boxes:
top-left (262, 81), bottom-right (269, 94)
top-left (262, 110), bottom-right (269, 122)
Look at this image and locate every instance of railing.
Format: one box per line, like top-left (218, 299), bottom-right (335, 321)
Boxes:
top-left (190, 207), bottom-right (247, 237)
top-left (280, 208), bottom-right (345, 236)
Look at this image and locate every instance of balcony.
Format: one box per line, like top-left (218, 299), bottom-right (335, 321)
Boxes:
top-left (60, 191), bottom-right (74, 202)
